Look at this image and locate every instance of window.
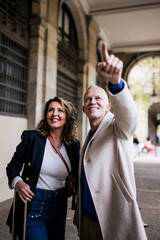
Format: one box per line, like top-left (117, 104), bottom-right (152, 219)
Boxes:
top-left (0, 0), bottom-right (29, 38)
top-left (58, 4), bottom-right (78, 47)
top-left (57, 4), bottom-right (79, 108)
top-left (57, 70), bottom-right (77, 108)
top-left (0, 32), bottom-right (28, 117)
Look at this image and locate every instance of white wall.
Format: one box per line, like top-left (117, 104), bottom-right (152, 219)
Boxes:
top-left (0, 116), bottom-right (27, 202)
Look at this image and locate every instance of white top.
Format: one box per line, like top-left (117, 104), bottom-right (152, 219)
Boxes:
top-left (36, 139), bottom-right (71, 190)
top-left (12, 139), bottom-right (71, 191)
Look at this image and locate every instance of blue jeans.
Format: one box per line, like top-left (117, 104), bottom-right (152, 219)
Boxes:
top-left (25, 188), bottom-right (67, 240)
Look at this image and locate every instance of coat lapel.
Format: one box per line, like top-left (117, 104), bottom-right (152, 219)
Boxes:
top-left (31, 135), bottom-right (47, 188)
top-left (82, 111), bottom-right (114, 163)
top-left (79, 130), bottom-right (91, 179)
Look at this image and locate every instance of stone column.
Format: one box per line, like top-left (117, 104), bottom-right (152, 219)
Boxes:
top-left (43, 0), bottom-right (58, 102)
top-left (148, 115), bottom-right (156, 143)
top-left (27, 17), bottom-right (46, 129)
top-left (79, 16), bottom-right (99, 141)
top-left (27, 0), bottom-right (59, 129)
top-left (87, 16), bottom-right (99, 87)
top-left (77, 60), bottom-right (88, 143)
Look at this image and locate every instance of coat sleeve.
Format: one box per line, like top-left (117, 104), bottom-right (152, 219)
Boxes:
top-left (6, 131), bottom-right (28, 188)
top-left (109, 80), bottom-right (138, 140)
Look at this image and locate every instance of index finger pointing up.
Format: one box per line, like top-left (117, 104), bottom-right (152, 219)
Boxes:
top-left (102, 42), bottom-right (109, 62)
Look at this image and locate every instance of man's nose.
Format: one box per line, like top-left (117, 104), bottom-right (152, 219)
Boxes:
top-left (90, 97), bottom-right (96, 104)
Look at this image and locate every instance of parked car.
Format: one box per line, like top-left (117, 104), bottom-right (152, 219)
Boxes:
top-left (139, 142), bottom-right (155, 153)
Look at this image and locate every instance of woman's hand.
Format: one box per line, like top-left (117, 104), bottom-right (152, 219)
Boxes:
top-left (15, 180), bottom-right (34, 203)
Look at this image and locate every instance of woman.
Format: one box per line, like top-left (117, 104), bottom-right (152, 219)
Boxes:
top-left (6, 97), bottom-right (80, 240)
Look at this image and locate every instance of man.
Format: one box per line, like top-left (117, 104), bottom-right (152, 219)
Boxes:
top-left (75, 43), bottom-right (147, 240)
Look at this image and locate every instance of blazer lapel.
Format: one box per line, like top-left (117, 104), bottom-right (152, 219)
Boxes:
top-left (32, 135), bottom-right (47, 188)
top-left (65, 143), bottom-right (77, 171)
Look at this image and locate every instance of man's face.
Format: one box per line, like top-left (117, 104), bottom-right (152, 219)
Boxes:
top-left (83, 87), bottom-right (110, 126)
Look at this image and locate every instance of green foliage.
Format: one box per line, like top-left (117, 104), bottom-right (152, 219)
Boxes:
top-left (128, 56), bottom-right (160, 109)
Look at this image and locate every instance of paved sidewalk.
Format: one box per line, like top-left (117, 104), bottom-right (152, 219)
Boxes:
top-left (134, 147), bottom-right (160, 240)
top-left (1, 147), bottom-right (159, 240)
top-left (0, 197), bottom-right (78, 240)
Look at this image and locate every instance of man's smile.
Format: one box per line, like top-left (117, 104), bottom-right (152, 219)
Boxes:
top-left (88, 106), bottom-right (99, 110)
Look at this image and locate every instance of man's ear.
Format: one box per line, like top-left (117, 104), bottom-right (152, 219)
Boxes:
top-left (106, 103), bottom-right (110, 112)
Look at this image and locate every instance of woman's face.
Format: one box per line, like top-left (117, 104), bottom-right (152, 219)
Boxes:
top-left (46, 101), bottom-right (66, 131)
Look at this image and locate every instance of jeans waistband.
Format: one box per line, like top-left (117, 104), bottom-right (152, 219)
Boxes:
top-left (34, 187), bottom-right (66, 199)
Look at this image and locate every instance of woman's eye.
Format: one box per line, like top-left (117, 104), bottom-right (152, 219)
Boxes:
top-left (48, 108), bottom-right (53, 112)
top-left (58, 108), bottom-right (64, 112)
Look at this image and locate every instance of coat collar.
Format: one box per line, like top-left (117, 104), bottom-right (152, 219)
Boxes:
top-left (79, 111), bottom-right (114, 171)
top-left (83, 111), bottom-right (114, 150)
top-left (92, 111), bottom-right (114, 140)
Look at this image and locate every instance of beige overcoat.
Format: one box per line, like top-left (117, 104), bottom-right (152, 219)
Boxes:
top-left (75, 81), bottom-right (147, 240)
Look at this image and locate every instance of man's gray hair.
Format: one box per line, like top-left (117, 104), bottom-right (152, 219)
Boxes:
top-left (86, 85), bottom-right (107, 95)
top-left (84, 85), bottom-right (108, 100)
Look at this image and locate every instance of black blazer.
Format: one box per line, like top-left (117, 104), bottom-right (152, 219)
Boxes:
top-left (6, 130), bottom-right (80, 235)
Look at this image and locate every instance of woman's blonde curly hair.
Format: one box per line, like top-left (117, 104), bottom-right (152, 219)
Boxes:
top-left (36, 97), bottom-right (78, 145)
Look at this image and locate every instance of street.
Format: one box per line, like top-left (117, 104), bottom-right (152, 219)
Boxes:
top-left (0, 148), bottom-right (160, 240)
top-left (134, 148), bottom-right (160, 240)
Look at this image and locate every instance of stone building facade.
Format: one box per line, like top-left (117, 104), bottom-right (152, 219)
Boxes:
top-left (0, 0), bottom-right (103, 202)
top-left (0, 0), bottom-right (160, 202)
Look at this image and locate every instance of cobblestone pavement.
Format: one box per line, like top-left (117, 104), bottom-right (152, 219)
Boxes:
top-left (0, 147), bottom-right (160, 240)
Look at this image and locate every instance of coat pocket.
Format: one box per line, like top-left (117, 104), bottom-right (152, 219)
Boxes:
top-left (111, 171), bottom-right (133, 203)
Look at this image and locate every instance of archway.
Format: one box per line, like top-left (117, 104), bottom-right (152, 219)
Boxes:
top-left (127, 55), bottom-right (160, 143)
